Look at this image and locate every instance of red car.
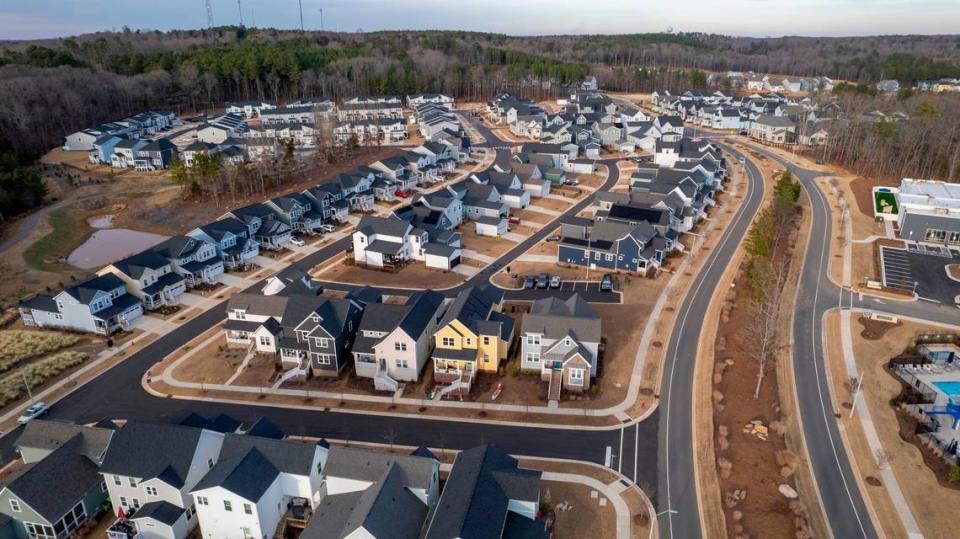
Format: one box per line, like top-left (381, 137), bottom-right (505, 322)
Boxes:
top-left (508, 216), bottom-right (521, 225)
top-left (395, 190), bottom-right (409, 198)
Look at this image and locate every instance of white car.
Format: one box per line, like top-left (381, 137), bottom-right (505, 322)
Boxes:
top-left (17, 402), bottom-right (50, 425)
top-left (955, 294), bottom-right (960, 308)
top-left (289, 237), bottom-right (305, 247)
top-left (319, 224), bottom-right (336, 234)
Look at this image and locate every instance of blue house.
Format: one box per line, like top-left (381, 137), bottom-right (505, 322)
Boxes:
top-left (89, 134), bottom-right (125, 165)
top-left (557, 218), bottom-right (666, 274)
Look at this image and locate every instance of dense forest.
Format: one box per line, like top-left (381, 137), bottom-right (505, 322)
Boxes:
top-left (1, 28), bottom-right (960, 186)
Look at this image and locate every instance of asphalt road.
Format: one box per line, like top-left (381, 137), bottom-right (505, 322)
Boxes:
top-left (656, 145), bottom-right (765, 539)
top-left (736, 142), bottom-right (959, 539)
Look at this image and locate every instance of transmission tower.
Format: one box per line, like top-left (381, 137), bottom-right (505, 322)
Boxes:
top-left (237, 0), bottom-right (244, 26)
top-left (299, 0), bottom-right (305, 31)
top-left (205, 0), bottom-right (215, 28)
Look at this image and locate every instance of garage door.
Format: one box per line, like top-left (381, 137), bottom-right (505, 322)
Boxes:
top-left (450, 256), bottom-right (461, 268)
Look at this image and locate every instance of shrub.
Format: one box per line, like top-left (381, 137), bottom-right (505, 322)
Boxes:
top-left (948, 465), bottom-right (960, 483)
top-left (0, 330), bottom-right (80, 373)
top-left (0, 350), bottom-right (88, 407)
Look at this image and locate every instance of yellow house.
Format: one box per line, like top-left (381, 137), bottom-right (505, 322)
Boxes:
top-left (432, 286), bottom-right (515, 393)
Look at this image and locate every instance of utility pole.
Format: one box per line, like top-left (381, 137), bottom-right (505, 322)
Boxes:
top-left (299, 0), bottom-right (305, 31)
top-left (205, 0), bottom-right (215, 28)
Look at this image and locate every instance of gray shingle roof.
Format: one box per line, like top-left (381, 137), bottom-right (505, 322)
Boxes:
top-left (100, 421), bottom-right (206, 489)
top-left (425, 445), bottom-right (541, 539)
top-left (192, 447), bottom-right (278, 502)
top-left (15, 420), bottom-right (114, 464)
top-left (130, 501), bottom-right (184, 526)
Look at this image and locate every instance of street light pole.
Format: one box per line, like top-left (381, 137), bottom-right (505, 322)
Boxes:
top-left (21, 371), bottom-right (34, 404)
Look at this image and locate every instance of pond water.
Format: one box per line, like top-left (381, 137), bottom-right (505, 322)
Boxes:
top-left (67, 229), bottom-right (169, 270)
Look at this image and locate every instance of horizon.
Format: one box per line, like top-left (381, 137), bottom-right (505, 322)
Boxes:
top-left (2, 0), bottom-right (960, 40)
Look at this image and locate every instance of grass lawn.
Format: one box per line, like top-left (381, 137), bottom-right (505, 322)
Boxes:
top-left (23, 209), bottom-right (91, 272)
top-left (874, 191), bottom-right (898, 215)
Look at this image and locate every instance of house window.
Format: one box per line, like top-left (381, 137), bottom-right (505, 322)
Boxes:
top-left (113, 475), bottom-right (121, 486)
top-left (465, 338), bottom-right (472, 346)
top-left (243, 503), bottom-right (253, 515)
top-left (594, 252), bottom-right (601, 260)
top-left (569, 368), bottom-right (585, 385)
top-left (526, 352), bottom-right (540, 363)
top-left (395, 359), bottom-right (409, 369)
top-left (234, 310), bottom-right (246, 320)
top-left (483, 336), bottom-right (490, 345)
top-left (119, 496), bottom-right (128, 508)
top-left (101, 481), bottom-right (108, 493)
top-left (146, 486), bottom-right (157, 497)
top-left (224, 500), bottom-right (233, 512)
top-left (442, 337), bottom-right (455, 347)
top-left (132, 499), bottom-right (141, 509)
top-left (128, 477), bottom-right (137, 487)
top-left (526, 335), bottom-right (541, 346)
top-left (259, 336), bottom-right (271, 347)
top-left (197, 496), bottom-right (208, 506)
top-left (315, 355), bottom-right (332, 365)
top-left (395, 342), bottom-right (407, 352)
top-left (315, 337), bottom-right (329, 348)
top-left (208, 458), bottom-right (214, 469)
top-left (605, 254), bottom-right (614, 261)
top-left (9, 499), bottom-right (20, 512)
top-left (24, 523), bottom-right (55, 539)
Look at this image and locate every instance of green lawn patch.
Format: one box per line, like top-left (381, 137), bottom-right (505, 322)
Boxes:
top-left (23, 209), bottom-right (90, 272)
top-left (874, 191), bottom-right (898, 215)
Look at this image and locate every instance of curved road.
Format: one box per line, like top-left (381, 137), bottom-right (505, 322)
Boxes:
top-left (0, 115), bottom-right (772, 539)
top-left (733, 140), bottom-right (959, 539)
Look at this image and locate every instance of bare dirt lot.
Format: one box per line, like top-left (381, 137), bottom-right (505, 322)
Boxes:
top-left (315, 260), bottom-right (465, 290)
top-left (540, 480), bottom-right (617, 539)
top-left (460, 230), bottom-right (518, 259)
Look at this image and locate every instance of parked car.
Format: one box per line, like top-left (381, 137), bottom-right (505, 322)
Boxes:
top-left (508, 217), bottom-right (522, 225)
top-left (550, 275), bottom-right (562, 289)
top-left (395, 189), bottom-right (410, 198)
top-left (955, 294), bottom-right (960, 308)
top-left (739, 130), bottom-right (749, 136)
top-left (599, 274), bottom-right (614, 292)
top-left (523, 276), bottom-right (536, 289)
top-left (289, 237), bottom-right (305, 247)
top-left (18, 402), bottom-right (50, 425)
top-left (546, 235), bottom-right (561, 242)
top-left (738, 156), bottom-right (746, 165)
top-left (564, 179), bottom-right (580, 186)
top-left (319, 224), bottom-right (336, 233)
top-left (536, 273), bottom-right (550, 289)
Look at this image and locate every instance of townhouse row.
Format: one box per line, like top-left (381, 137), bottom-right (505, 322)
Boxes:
top-left (0, 415), bottom-right (548, 539)
top-left (17, 140), bottom-right (468, 337)
top-left (225, 266), bottom-right (605, 398)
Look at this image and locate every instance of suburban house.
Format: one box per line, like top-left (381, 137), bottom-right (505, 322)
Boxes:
top-left (558, 217), bottom-right (667, 274)
top-left (188, 218), bottom-right (260, 271)
top-left (100, 421), bottom-right (226, 539)
top-left (0, 421), bottom-right (115, 539)
top-left (749, 114), bottom-right (797, 144)
top-left (352, 290), bottom-right (446, 391)
top-left (424, 445), bottom-right (546, 539)
top-left (100, 252), bottom-right (188, 310)
top-left (895, 178), bottom-right (960, 245)
top-left (407, 93), bottom-right (455, 109)
top-left (260, 105), bottom-right (315, 125)
top-left (111, 139), bottom-right (149, 168)
top-left (147, 236), bottom-right (225, 289)
top-left (222, 203), bottom-right (294, 250)
top-left (225, 101), bottom-right (277, 118)
top-left (18, 273), bottom-right (144, 335)
top-left (302, 446), bottom-right (440, 539)
top-left (520, 295), bottom-right (602, 399)
top-left (265, 193), bottom-right (324, 233)
top-left (352, 215), bottom-right (424, 270)
top-left (137, 139), bottom-right (179, 170)
top-left (224, 284), bottom-right (366, 379)
top-left (190, 433), bottom-right (327, 539)
top-left (472, 170), bottom-right (532, 209)
top-left (432, 286), bottom-right (515, 396)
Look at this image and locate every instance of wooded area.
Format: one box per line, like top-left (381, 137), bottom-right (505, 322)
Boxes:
top-left (3, 29), bottom-right (960, 159)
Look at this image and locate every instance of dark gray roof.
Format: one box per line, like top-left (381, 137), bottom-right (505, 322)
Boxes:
top-left (425, 445), bottom-right (541, 539)
top-left (523, 295), bottom-right (601, 343)
top-left (100, 421), bottom-right (206, 489)
top-left (356, 215), bottom-right (412, 238)
top-left (245, 417), bottom-right (285, 440)
top-left (175, 412), bottom-right (241, 434)
top-left (1, 435), bottom-right (102, 523)
top-left (130, 501), bottom-right (184, 526)
top-left (15, 420), bottom-right (114, 464)
top-left (436, 286), bottom-right (504, 336)
top-left (192, 447), bottom-right (278, 502)
top-left (217, 433), bottom-right (317, 476)
top-left (110, 251), bottom-right (171, 279)
top-left (323, 446), bottom-right (434, 489)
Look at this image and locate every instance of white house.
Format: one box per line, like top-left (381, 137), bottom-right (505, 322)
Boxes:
top-left (100, 252), bottom-right (187, 311)
top-left (18, 273), bottom-right (143, 335)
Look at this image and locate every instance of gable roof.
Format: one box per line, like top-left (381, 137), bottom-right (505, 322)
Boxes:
top-left (192, 447), bottom-right (278, 502)
top-left (523, 294), bottom-right (601, 343)
top-left (1, 435), bottom-right (103, 523)
top-left (425, 445), bottom-right (542, 539)
top-left (99, 421), bottom-right (207, 489)
top-left (436, 286), bottom-right (504, 336)
top-left (16, 420), bottom-right (114, 464)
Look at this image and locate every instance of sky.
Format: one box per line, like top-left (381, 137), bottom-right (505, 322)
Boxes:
top-left (1, 0), bottom-right (959, 40)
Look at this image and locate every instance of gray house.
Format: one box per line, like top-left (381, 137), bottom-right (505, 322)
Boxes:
top-left (352, 289), bottom-right (446, 391)
top-left (424, 445), bottom-right (546, 539)
top-left (188, 217), bottom-right (259, 271)
top-left (519, 294), bottom-right (602, 399)
top-left (148, 235), bottom-right (225, 288)
top-left (18, 273), bottom-right (143, 335)
top-left (0, 421), bottom-right (115, 539)
top-left (101, 252), bottom-right (187, 310)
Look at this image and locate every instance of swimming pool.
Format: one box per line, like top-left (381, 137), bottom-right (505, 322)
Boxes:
top-left (933, 381), bottom-right (960, 399)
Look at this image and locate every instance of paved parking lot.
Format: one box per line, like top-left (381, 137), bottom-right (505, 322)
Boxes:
top-left (880, 246), bottom-right (960, 304)
top-left (502, 280), bottom-right (622, 304)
